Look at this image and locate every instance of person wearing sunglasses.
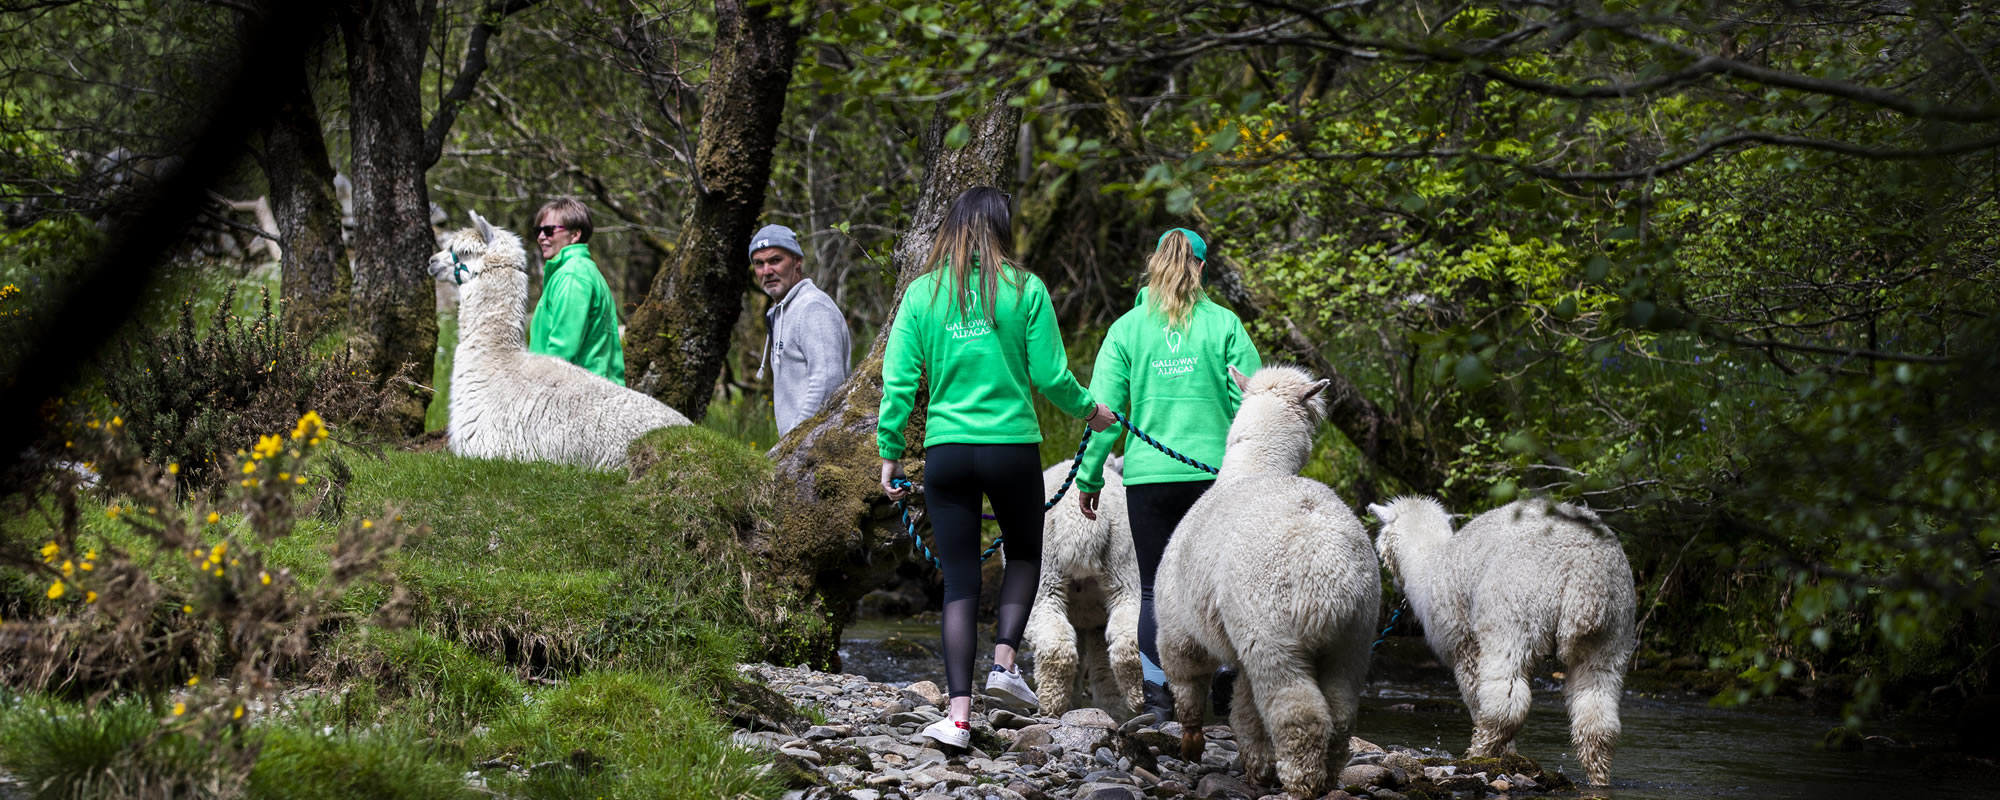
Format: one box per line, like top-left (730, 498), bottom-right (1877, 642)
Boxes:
top-left (528, 197), bottom-right (626, 385)
top-left (749, 223), bottom-right (851, 437)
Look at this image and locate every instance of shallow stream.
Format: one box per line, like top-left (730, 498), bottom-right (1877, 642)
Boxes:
top-left (841, 619), bottom-right (1997, 799)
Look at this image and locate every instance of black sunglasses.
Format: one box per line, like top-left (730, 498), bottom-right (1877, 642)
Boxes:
top-left (536, 224), bottom-right (568, 238)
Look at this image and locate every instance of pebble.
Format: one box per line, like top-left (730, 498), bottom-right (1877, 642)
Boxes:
top-left (729, 662), bottom-right (1572, 800)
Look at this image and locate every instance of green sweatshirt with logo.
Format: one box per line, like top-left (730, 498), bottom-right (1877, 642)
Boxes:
top-left (877, 266), bottom-right (1095, 459)
top-left (529, 243), bottom-right (626, 385)
top-left (1077, 288), bottom-right (1261, 492)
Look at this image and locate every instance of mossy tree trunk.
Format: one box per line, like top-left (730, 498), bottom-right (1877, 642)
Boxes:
top-left (330, 0), bottom-right (538, 434)
top-left (753, 91), bottom-right (1022, 669)
top-left (263, 40), bottom-right (348, 337)
top-left (622, 0), bottom-right (802, 421)
top-left (336, 0), bottom-right (443, 435)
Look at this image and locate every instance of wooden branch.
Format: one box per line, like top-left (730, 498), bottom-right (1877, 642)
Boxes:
top-left (421, 0), bottom-right (543, 170)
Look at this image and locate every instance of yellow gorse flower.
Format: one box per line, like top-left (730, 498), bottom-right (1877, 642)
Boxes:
top-left (206, 512), bottom-right (220, 524)
top-left (292, 410), bottom-right (327, 444)
top-left (253, 434), bottom-right (283, 460)
top-left (39, 541), bottom-right (58, 562)
top-left (46, 580), bottom-right (63, 599)
top-left (173, 702), bottom-right (186, 716)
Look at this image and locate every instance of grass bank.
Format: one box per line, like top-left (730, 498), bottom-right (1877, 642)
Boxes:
top-left (0, 425), bottom-right (788, 799)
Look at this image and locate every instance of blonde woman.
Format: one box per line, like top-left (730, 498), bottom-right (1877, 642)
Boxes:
top-left (877, 186), bottom-right (1114, 747)
top-left (1075, 228), bottom-right (1262, 722)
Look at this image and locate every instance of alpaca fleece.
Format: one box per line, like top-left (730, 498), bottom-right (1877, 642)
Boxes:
top-left (1023, 456), bottom-right (1143, 716)
top-left (427, 211), bottom-right (689, 469)
top-left (1370, 495), bottom-right (1636, 786)
top-left (1155, 365), bottom-right (1380, 797)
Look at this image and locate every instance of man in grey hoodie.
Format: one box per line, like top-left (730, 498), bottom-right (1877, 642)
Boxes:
top-left (750, 223), bottom-right (852, 436)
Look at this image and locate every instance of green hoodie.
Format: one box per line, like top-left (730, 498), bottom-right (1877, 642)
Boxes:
top-left (877, 266), bottom-right (1094, 459)
top-left (529, 243), bottom-right (626, 385)
top-left (1078, 288), bottom-right (1261, 492)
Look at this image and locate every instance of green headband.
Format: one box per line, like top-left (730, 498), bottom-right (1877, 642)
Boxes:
top-left (1158, 228), bottom-right (1207, 262)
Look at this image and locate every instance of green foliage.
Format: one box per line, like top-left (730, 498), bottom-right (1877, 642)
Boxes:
top-left (98, 286), bottom-right (385, 493)
top-left (320, 628), bottom-right (524, 736)
top-left (478, 670), bottom-right (780, 800)
top-left (0, 695), bottom-right (217, 800)
top-left (248, 722), bottom-right (484, 800)
top-left (424, 312), bottom-right (456, 434)
top-left (0, 693), bottom-right (483, 800)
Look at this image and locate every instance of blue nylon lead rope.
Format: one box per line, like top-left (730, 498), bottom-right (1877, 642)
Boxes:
top-left (892, 412), bottom-right (1215, 569)
top-left (1371, 602), bottom-right (1405, 653)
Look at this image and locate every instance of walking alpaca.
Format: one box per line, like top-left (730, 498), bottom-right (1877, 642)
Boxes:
top-left (426, 211), bottom-right (689, 469)
top-left (1154, 365), bottom-right (1380, 797)
top-left (1367, 496), bottom-right (1636, 786)
top-left (1023, 456), bottom-right (1143, 717)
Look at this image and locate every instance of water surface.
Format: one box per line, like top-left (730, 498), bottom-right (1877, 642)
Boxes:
top-left (841, 620), bottom-right (1997, 799)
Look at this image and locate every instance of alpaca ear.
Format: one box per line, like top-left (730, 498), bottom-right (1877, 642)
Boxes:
top-left (469, 210), bottom-right (495, 244)
top-left (1228, 364), bottom-right (1252, 392)
top-left (1367, 503), bottom-right (1395, 523)
top-left (1298, 378), bottom-right (1330, 403)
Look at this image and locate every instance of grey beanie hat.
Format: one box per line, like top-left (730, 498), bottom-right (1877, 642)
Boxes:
top-left (748, 224), bottom-right (804, 260)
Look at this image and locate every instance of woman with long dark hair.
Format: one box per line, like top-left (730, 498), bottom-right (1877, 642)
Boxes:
top-left (1075, 227), bottom-right (1261, 722)
top-left (878, 186), bottom-right (1113, 748)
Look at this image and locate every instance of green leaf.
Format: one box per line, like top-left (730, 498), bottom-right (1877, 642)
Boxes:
top-left (1166, 185), bottom-right (1194, 214)
top-left (1207, 125), bottom-right (1240, 152)
top-left (1454, 354), bottom-right (1492, 391)
top-left (943, 122), bottom-right (970, 150)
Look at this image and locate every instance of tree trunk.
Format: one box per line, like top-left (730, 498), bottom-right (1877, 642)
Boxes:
top-left (753, 92), bottom-right (1023, 670)
top-left (337, 0), bottom-right (442, 435)
top-left (265, 56), bottom-right (349, 337)
top-left (622, 0), bottom-right (802, 420)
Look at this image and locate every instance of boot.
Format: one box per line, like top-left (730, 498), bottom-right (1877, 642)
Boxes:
top-left (1209, 666), bottom-right (1238, 718)
top-left (1141, 679), bottom-right (1175, 724)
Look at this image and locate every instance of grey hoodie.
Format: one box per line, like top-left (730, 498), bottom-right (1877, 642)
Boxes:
top-left (758, 278), bottom-right (852, 435)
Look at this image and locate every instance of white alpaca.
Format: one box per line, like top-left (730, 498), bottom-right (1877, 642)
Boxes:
top-left (1368, 496), bottom-right (1636, 786)
top-left (1155, 365), bottom-right (1380, 797)
top-left (1023, 456), bottom-right (1143, 717)
top-left (425, 211), bottom-right (689, 469)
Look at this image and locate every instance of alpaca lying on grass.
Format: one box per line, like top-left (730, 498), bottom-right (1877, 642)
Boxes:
top-left (1155, 365), bottom-right (1380, 797)
top-left (1023, 455), bottom-right (1143, 717)
top-left (1368, 496), bottom-right (1636, 786)
top-left (427, 211), bottom-right (689, 469)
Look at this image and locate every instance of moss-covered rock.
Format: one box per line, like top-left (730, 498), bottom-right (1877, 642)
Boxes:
top-left (1419, 752), bottom-right (1574, 791)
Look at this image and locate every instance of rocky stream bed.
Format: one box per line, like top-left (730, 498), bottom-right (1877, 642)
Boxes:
top-left (731, 663), bottom-right (1580, 800)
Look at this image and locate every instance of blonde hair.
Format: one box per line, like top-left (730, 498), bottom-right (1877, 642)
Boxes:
top-left (1146, 229), bottom-right (1204, 328)
top-left (925, 186), bottom-right (1020, 322)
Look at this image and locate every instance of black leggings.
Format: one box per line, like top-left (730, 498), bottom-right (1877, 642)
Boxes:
top-left (1125, 479), bottom-right (1215, 673)
top-left (924, 443), bottom-right (1045, 699)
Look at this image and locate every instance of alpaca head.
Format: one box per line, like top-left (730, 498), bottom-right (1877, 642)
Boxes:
top-left (427, 210), bottom-right (528, 304)
top-left (1220, 364), bottom-right (1330, 476)
top-left (1366, 495), bottom-right (1452, 578)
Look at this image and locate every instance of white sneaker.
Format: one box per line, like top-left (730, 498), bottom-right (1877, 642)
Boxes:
top-left (918, 717), bottom-right (971, 749)
top-left (983, 664), bottom-right (1039, 711)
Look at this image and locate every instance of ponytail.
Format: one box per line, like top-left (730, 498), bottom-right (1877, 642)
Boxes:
top-left (1146, 230), bottom-right (1204, 328)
